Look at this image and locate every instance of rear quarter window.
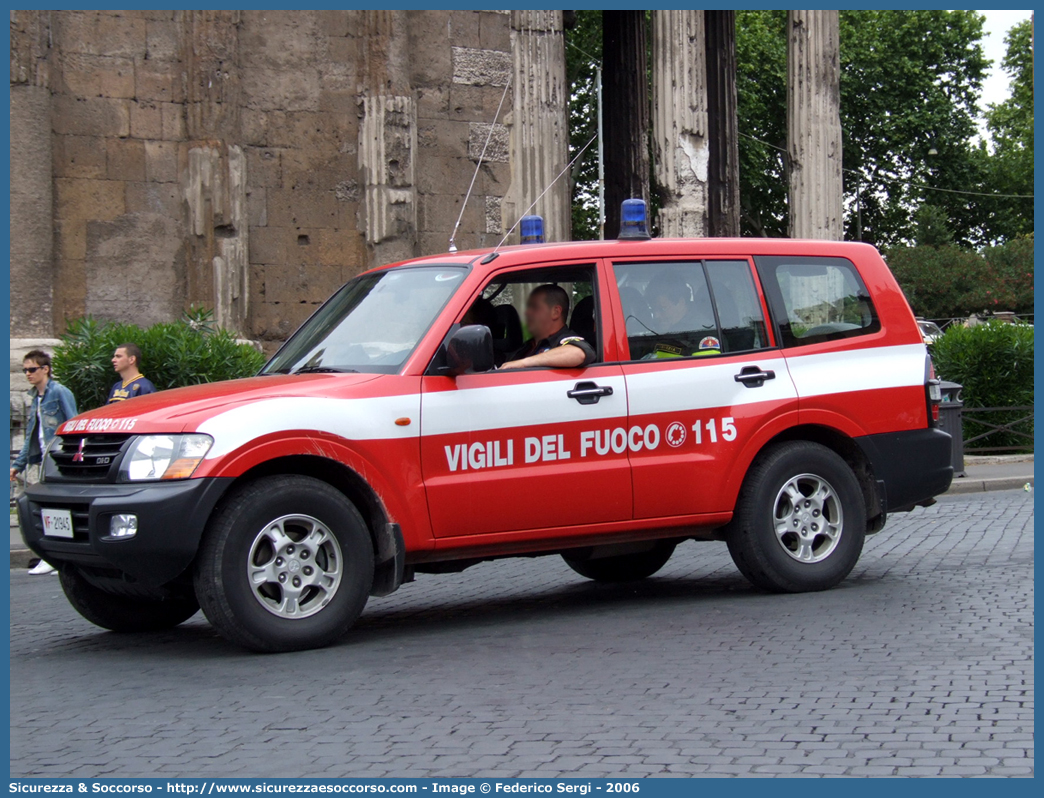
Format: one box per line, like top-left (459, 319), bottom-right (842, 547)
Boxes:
top-left (756, 256), bottom-right (881, 347)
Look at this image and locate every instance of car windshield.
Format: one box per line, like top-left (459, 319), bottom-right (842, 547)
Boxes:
top-left (263, 266), bottom-right (468, 375)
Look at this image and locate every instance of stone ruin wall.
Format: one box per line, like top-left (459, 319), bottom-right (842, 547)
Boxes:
top-left (9, 9), bottom-right (568, 353)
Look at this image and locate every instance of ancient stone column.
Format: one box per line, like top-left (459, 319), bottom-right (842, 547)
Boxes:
top-left (651, 10), bottom-right (708, 238)
top-left (787, 10), bottom-right (843, 240)
top-left (357, 11), bottom-right (418, 265)
top-left (182, 10), bottom-right (250, 333)
top-left (9, 10), bottom-right (54, 337)
top-left (505, 10), bottom-right (570, 242)
top-left (359, 93), bottom-right (418, 264)
top-left (603, 11), bottom-right (650, 238)
top-left (184, 144), bottom-right (249, 332)
top-left (705, 11), bottom-right (741, 237)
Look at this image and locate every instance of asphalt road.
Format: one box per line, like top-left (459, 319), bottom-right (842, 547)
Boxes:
top-left (10, 490), bottom-right (1034, 778)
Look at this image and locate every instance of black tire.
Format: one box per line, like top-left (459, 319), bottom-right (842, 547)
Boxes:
top-left (59, 567), bottom-right (200, 633)
top-left (193, 475), bottom-right (373, 653)
top-left (726, 441), bottom-right (866, 593)
top-left (563, 541), bottom-right (676, 582)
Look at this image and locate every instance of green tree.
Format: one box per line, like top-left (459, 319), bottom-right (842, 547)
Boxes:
top-left (840, 10), bottom-right (989, 248)
top-left (565, 10), bottom-right (603, 241)
top-left (735, 10), bottom-right (788, 238)
top-left (885, 234), bottom-right (1033, 319)
top-left (914, 204), bottom-right (954, 247)
top-left (983, 19), bottom-right (1034, 242)
top-left (885, 245), bottom-right (987, 319)
top-left (737, 10), bottom-right (992, 247)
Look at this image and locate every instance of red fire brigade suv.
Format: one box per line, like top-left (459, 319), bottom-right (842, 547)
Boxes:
top-left (20, 206), bottom-right (952, 652)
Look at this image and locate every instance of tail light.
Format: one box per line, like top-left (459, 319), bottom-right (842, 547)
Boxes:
top-left (925, 355), bottom-right (942, 426)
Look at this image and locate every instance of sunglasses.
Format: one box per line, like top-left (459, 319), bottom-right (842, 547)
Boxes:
top-left (22, 367), bottom-right (43, 374)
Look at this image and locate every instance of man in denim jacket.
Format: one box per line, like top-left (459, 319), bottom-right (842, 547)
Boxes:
top-left (11, 350), bottom-right (78, 572)
top-left (11, 348), bottom-right (78, 477)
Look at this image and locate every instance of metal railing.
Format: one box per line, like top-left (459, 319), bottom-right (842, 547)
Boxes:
top-left (962, 406), bottom-right (1034, 454)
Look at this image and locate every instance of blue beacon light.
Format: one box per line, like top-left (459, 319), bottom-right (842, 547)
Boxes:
top-left (618, 198), bottom-right (651, 240)
top-left (520, 215), bottom-right (545, 244)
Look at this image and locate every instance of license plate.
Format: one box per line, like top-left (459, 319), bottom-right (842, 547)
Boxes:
top-left (41, 508), bottom-right (75, 539)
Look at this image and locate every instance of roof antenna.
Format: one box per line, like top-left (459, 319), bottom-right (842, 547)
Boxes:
top-left (448, 79), bottom-right (512, 254)
top-left (491, 131), bottom-right (598, 258)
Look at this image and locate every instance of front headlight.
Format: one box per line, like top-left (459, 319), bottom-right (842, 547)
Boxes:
top-left (120, 434), bottom-right (213, 481)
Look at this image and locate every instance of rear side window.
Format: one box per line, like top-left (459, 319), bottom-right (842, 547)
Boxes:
top-left (613, 260), bottom-right (770, 361)
top-left (757, 256), bottom-right (880, 347)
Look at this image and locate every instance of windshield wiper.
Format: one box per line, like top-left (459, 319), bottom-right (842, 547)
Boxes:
top-left (293, 366), bottom-right (359, 374)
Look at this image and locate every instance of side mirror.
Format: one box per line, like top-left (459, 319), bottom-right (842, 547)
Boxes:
top-left (446, 325), bottom-right (494, 376)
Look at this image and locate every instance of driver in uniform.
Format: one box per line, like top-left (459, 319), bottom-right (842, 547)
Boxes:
top-left (500, 284), bottom-right (595, 370)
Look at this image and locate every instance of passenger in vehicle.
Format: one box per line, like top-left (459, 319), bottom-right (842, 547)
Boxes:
top-left (644, 272), bottom-right (721, 358)
top-left (646, 271), bottom-right (716, 335)
top-left (500, 284), bottom-right (595, 370)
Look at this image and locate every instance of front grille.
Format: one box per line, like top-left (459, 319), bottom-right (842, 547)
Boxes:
top-left (50, 434), bottom-right (132, 479)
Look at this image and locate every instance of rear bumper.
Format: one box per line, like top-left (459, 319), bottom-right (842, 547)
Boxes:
top-left (18, 477), bottom-right (233, 586)
top-left (856, 428), bottom-right (954, 512)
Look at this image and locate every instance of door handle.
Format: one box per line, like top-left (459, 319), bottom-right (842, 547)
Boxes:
top-left (734, 365), bottom-right (776, 388)
top-left (567, 381), bottom-right (614, 405)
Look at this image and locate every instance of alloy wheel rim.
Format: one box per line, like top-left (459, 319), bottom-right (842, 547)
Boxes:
top-left (246, 514), bottom-right (342, 619)
top-left (772, 474), bottom-right (843, 563)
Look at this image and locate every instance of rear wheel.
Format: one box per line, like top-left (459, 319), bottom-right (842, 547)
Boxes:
top-left (563, 541), bottom-right (676, 582)
top-left (59, 567), bottom-right (199, 632)
top-left (194, 475), bottom-right (373, 652)
top-left (726, 441), bottom-right (866, 592)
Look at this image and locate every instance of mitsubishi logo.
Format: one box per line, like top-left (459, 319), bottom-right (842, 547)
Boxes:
top-left (72, 438), bottom-right (86, 463)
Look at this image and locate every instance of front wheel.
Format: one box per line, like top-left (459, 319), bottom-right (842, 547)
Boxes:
top-left (59, 567), bottom-right (200, 632)
top-left (726, 441), bottom-right (866, 593)
top-left (194, 475), bottom-right (374, 652)
top-left (563, 541), bottom-right (676, 582)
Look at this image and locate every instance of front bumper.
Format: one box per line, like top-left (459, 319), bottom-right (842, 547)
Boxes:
top-left (856, 428), bottom-right (954, 512)
top-left (18, 477), bottom-right (233, 586)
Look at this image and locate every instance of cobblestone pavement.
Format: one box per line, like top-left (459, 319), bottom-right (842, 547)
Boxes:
top-left (10, 490), bottom-right (1033, 778)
